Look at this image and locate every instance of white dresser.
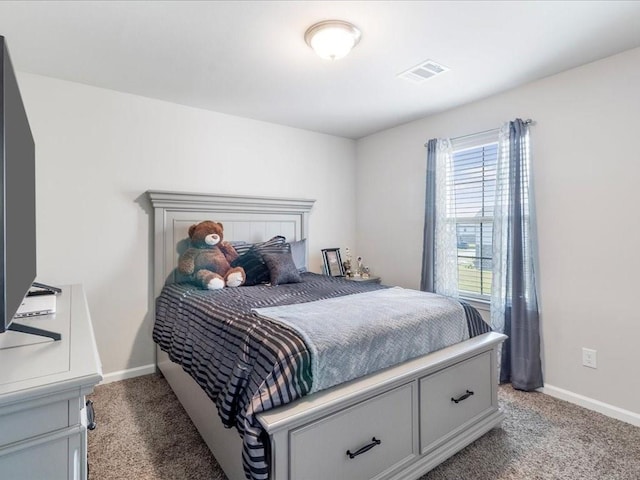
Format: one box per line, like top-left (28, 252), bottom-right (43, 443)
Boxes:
top-left (0, 285), bottom-right (102, 480)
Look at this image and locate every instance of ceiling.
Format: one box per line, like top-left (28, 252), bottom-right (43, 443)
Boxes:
top-left (1, 1), bottom-right (640, 139)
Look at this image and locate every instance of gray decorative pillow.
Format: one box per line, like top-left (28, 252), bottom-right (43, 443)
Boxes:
top-left (288, 239), bottom-right (307, 273)
top-left (255, 236), bottom-right (289, 255)
top-left (262, 251), bottom-right (302, 286)
top-left (229, 241), bottom-right (250, 256)
top-left (230, 247), bottom-right (270, 286)
top-left (230, 237), bottom-right (289, 285)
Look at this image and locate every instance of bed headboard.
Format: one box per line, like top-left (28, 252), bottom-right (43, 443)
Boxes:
top-left (147, 190), bottom-right (316, 296)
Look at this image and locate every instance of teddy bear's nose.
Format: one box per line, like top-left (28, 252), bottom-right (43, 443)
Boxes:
top-left (205, 234), bottom-right (220, 246)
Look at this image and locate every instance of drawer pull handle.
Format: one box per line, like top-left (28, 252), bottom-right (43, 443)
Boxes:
top-left (451, 390), bottom-right (474, 404)
top-left (86, 400), bottom-right (97, 430)
top-left (346, 437), bottom-right (381, 459)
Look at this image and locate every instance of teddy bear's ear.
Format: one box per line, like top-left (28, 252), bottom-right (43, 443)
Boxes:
top-left (217, 222), bottom-right (224, 231)
top-left (188, 224), bottom-right (197, 238)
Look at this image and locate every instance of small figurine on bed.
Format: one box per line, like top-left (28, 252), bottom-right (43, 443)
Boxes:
top-left (178, 221), bottom-right (246, 290)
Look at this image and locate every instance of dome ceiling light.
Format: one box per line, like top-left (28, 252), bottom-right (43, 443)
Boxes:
top-left (304, 20), bottom-right (361, 61)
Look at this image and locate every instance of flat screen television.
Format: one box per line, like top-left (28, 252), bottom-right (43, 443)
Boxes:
top-left (0, 35), bottom-right (38, 336)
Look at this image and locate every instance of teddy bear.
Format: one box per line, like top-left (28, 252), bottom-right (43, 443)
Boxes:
top-left (177, 221), bottom-right (245, 290)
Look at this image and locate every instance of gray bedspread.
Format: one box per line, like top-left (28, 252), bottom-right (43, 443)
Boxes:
top-left (252, 287), bottom-right (469, 393)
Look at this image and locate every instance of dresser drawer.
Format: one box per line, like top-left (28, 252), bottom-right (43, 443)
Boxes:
top-left (0, 429), bottom-right (83, 480)
top-left (290, 383), bottom-right (416, 480)
top-left (419, 351), bottom-right (493, 453)
top-left (0, 399), bottom-right (69, 445)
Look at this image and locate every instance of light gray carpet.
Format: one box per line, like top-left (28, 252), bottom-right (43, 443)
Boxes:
top-left (88, 374), bottom-right (640, 480)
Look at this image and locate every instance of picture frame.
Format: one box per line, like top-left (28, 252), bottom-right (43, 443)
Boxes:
top-left (321, 248), bottom-right (345, 277)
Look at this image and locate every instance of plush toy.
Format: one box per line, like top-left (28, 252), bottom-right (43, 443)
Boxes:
top-left (178, 221), bottom-right (245, 290)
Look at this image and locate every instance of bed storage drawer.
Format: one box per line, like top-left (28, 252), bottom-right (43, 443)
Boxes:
top-left (419, 351), bottom-right (493, 453)
top-left (289, 383), bottom-right (416, 480)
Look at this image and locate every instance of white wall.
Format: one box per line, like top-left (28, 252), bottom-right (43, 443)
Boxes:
top-left (19, 74), bottom-right (357, 376)
top-left (356, 47), bottom-right (640, 418)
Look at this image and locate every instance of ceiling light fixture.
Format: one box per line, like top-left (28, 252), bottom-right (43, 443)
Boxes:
top-left (304, 20), bottom-right (361, 61)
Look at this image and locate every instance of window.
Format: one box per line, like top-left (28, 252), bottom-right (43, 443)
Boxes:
top-left (450, 135), bottom-right (498, 299)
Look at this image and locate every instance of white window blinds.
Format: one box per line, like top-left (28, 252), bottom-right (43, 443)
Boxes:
top-left (450, 132), bottom-right (498, 299)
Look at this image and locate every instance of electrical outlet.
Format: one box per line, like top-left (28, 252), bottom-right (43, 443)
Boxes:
top-left (582, 348), bottom-right (597, 369)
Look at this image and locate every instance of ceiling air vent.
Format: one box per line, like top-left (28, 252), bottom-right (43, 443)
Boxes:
top-left (398, 60), bottom-right (449, 84)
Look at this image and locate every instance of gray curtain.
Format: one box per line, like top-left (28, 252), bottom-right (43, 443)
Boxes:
top-left (420, 139), bottom-right (437, 292)
top-left (495, 119), bottom-right (543, 390)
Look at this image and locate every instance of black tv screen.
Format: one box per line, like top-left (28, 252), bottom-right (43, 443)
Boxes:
top-left (0, 36), bottom-right (37, 333)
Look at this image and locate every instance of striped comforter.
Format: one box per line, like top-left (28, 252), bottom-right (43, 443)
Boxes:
top-left (153, 273), bottom-right (490, 480)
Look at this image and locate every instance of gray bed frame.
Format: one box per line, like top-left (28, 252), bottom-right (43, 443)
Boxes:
top-left (147, 190), bottom-right (506, 480)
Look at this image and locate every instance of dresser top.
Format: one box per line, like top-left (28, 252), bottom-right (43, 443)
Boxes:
top-left (0, 285), bottom-right (103, 403)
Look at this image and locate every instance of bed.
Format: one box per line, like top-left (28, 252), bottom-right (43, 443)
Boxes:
top-left (147, 190), bottom-right (506, 480)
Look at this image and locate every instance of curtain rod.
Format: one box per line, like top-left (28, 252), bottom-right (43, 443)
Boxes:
top-left (424, 118), bottom-right (534, 147)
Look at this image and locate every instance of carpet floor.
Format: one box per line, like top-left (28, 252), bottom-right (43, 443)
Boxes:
top-left (87, 374), bottom-right (640, 480)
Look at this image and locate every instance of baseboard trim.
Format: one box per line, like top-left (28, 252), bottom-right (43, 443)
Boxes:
top-left (541, 384), bottom-right (640, 427)
top-left (100, 364), bottom-right (157, 384)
